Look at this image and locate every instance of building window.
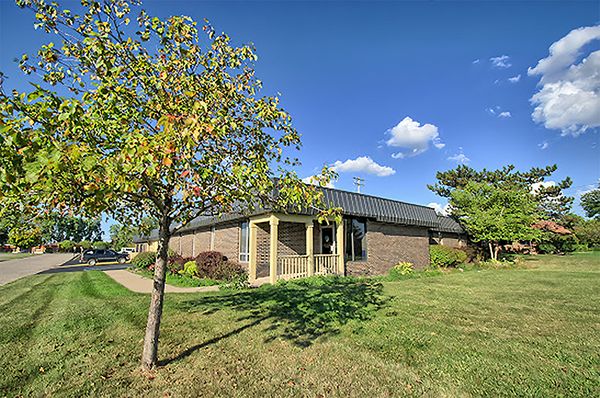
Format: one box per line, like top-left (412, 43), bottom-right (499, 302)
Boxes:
top-left (239, 221), bottom-right (250, 262)
top-left (344, 218), bottom-right (367, 261)
top-left (210, 226), bottom-right (215, 250)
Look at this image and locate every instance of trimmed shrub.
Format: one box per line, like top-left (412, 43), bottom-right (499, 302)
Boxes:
top-left (220, 271), bottom-right (250, 290)
top-left (167, 253), bottom-right (192, 274)
top-left (132, 251), bottom-right (156, 269)
top-left (59, 240), bottom-right (75, 252)
top-left (195, 251), bottom-right (226, 277)
top-left (180, 261), bottom-right (198, 277)
top-left (93, 241), bottom-right (109, 249)
top-left (78, 240), bottom-right (92, 250)
top-left (388, 262), bottom-right (414, 279)
top-left (538, 242), bottom-right (557, 254)
top-left (192, 250), bottom-right (247, 282)
top-left (211, 261), bottom-right (245, 281)
top-left (430, 245), bottom-right (467, 268)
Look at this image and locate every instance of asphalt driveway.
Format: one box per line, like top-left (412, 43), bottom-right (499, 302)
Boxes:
top-left (0, 253), bottom-right (75, 286)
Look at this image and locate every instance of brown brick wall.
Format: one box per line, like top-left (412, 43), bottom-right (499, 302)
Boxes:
top-left (213, 221), bottom-right (239, 262)
top-left (256, 222), bottom-right (270, 277)
top-left (170, 223), bottom-right (240, 262)
top-left (346, 221), bottom-right (430, 276)
top-left (193, 228), bottom-right (212, 255)
top-left (168, 235), bottom-right (180, 252)
top-left (180, 234), bottom-right (194, 258)
top-left (278, 222), bottom-right (306, 256)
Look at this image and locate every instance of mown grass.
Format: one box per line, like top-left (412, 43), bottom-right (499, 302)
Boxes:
top-left (0, 252), bottom-right (33, 262)
top-left (0, 253), bottom-right (599, 397)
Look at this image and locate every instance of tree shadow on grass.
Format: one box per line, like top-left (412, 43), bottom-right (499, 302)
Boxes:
top-left (162, 276), bottom-right (388, 365)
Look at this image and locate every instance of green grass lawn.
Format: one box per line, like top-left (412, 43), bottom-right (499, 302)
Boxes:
top-left (132, 268), bottom-right (220, 287)
top-left (1, 253), bottom-right (599, 397)
top-left (0, 252), bottom-right (33, 262)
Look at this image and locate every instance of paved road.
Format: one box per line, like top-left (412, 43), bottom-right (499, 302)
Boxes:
top-left (0, 253), bottom-right (75, 286)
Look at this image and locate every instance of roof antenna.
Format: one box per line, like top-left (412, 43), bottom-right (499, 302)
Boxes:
top-left (353, 176), bottom-right (365, 193)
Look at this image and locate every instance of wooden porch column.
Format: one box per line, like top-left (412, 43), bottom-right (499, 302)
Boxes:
top-left (248, 221), bottom-right (258, 282)
top-left (306, 221), bottom-right (314, 276)
top-left (269, 216), bottom-right (279, 284)
top-left (336, 220), bottom-right (345, 275)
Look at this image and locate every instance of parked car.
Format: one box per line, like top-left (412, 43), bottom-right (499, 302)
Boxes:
top-left (81, 249), bottom-right (129, 265)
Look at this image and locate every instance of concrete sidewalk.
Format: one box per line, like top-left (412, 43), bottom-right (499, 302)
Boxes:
top-left (104, 269), bottom-right (220, 293)
top-left (0, 253), bottom-right (75, 286)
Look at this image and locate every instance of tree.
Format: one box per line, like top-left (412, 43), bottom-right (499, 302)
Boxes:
top-left (40, 213), bottom-right (102, 243)
top-left (58, 239), bottom-right (75, 252)
top-left (110, 216), bottom-right (157, 250)
top-left (78, 240), bottom-right (93, 250)
top-left (573, 219), bottom-right (600, 248)
top-left (8, 225), bottom-right (43, 250)
top-left (581, 186), bottom-right (600, 219)
top-left (0, 199), bottom-right (101, 245)
top-left (1, 0), bottom-right (336, 370)
top-left (109, 223), bottom-right (134, 251)
top-left (429, 164), bottom-right (573, 220)
top-left (450, 182), bottom-right (540, 260)
top-left (93, 241), bottom-right (110, 249)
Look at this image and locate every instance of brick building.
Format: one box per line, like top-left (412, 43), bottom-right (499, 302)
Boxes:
top-left (134, 187), bottom-right (464, 283)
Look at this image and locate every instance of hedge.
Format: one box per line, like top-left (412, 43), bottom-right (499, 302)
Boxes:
top-left (430, 245), bottom-right (467, 268)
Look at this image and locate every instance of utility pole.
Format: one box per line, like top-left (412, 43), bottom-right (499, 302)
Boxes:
top-left (353, 177), bottom-right (365, 193)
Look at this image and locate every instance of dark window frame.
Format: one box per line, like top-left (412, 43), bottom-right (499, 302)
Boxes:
top-left (239, 220), bottom-right (250, 263)
top-left (344, 217), bottom-right (368, 262)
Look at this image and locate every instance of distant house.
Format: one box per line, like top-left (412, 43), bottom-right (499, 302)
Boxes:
top-left (134, 187), bottom-right (465, 283)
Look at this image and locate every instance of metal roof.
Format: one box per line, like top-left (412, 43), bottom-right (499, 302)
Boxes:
top-left (433, 214), bottom-right (465, 234)
top-left (135, 187), bottom-right (447, 241)
top-left (318, 187), bottom-right (439, 228)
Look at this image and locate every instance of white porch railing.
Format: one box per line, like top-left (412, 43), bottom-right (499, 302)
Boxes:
top-left (314, 254), bottom-right (339, 275)
top-left (277, 254), bottom-right (341, 280)
top-left (277, 255), bottom-right (308, 280)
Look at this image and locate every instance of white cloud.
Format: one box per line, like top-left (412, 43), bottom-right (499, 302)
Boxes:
top-left (487, 106), bottom-right (511, 118)
top-left (447, 153), bottom-right (470, 164)
top-left (331, 156), bottom-right (395, 177)
top-left (508, 74), bottom-right (521, 83)
top-left (302, 175), bottom-right (335, 188)
top-left (539, 141), bottom-right (549, 150)
top-left (531, 180), bottom-right (557, 194)
top-left (528, 25), bottom-right (600, 136)
top-left (490, 55), bottom-right (512, 68)
top-left (472, 59), bottom-right (480, 64)
top-left (385, 116), bottom-right (444, 159)
top-left (427, 202), bottom-right (451, 216)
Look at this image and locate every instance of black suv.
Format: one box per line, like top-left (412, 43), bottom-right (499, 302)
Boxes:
top-left (81, 249), bottom-right (129, 266)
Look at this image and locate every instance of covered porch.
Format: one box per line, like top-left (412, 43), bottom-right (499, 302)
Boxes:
top-left (248, 213), bottom-right (345, 284)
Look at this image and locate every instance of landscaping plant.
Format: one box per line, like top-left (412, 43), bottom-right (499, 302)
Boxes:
top-left (388, 262), bottom-right (414, 279)
top-left (131, 251), bottom-right (157, 270)
top-left (429, 245), bottom-right (467, 268)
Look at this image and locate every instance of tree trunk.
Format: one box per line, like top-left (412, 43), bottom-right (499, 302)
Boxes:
top-left (494, 243), bottom-right (500, 261)
top-left (141, 212), bottom-right (171, 370)
top-left (488, 242), bottom-right (494, 260)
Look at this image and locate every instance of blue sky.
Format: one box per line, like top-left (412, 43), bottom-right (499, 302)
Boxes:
top-left (1, 0), bottom-right (599, 239)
